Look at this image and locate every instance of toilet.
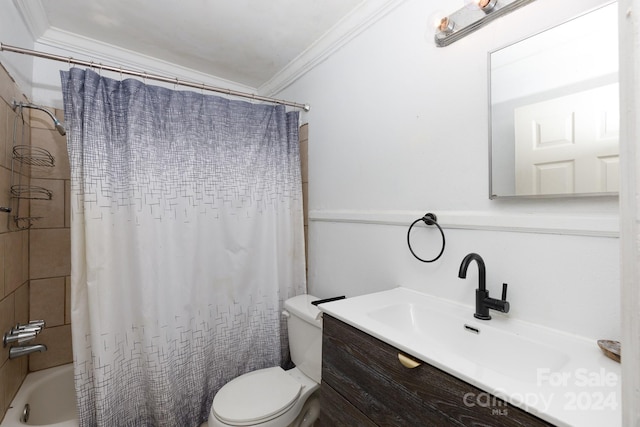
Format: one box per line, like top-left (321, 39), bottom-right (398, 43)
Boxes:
top-left (209, 295), bottom-right (323, 427)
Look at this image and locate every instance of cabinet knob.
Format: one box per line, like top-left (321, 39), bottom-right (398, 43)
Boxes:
top-left (398, 353), bottom-right (422, 369)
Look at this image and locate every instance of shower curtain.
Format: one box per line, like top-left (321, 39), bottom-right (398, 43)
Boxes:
top-left (61, 68), bottom-right (306, 427)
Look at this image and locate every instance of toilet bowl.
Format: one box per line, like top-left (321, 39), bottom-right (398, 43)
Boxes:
top-left (209, 295), bottom-right (322, 427)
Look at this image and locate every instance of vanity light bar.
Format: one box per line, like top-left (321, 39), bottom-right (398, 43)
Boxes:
top-left (435, 0), bottom-right (536, 47)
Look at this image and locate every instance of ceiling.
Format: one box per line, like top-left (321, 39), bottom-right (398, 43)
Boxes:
top-left (22, 0), bottom-right (365, 89)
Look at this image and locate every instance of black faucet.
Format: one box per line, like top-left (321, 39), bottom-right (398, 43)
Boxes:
top-left (458, 253), bottom-right (510, 320)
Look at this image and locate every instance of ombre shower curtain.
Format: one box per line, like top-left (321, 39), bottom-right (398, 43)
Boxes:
top-left (61, 68), bottom-right (306, 427)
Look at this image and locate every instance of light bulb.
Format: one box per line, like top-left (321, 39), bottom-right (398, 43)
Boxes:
top-left (438, 17), bottom-right (455, 34)
top-left (478, 0), bottom-right (497, 12)
top-left (464, 0), bottom-right (497, 11)
top-left (429, 10), bottom-right (449, 31)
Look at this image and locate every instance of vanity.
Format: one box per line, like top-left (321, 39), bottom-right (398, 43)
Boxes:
top-left (317, 288), bottom-right (621, 427)
top-left (320, 314), bottom-right (551, 426)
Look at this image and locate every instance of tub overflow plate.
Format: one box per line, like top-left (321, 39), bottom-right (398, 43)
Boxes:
top-left (21, 403), bottom-right (30, 423)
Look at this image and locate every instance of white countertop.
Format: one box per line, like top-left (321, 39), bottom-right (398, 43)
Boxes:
top-left (319, 287), bottom-right (621, 427)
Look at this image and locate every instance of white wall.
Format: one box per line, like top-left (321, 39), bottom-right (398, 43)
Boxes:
top-left (277, 0), bottom-right (620, 341)
top-left (0, 2), bottom-right (35, 99)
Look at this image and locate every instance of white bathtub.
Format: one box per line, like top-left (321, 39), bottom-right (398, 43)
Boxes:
top-left (1, 364), bottom-right (78, 427)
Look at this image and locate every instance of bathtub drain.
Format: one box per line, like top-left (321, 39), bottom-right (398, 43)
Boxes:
top-left (21, 403), bottom-right (30, 423)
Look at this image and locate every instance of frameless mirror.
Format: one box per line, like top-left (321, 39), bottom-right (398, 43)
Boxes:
top-left (489, 2), bottom-right (619, 198)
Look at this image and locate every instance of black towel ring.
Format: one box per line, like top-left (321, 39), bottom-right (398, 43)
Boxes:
top-left (407, 213), bottom-right (445, 263)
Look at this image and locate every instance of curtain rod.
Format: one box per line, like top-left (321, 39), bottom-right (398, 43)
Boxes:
top-left (0, 42), bottom-right (311, 111)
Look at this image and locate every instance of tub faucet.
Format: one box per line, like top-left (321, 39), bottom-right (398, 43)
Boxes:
top-left (4, 320), bottom-right (45, 346)
top-left (9, 344), bottom-right (47, 359)
top-left (458, 253), bottom-right (510, 320)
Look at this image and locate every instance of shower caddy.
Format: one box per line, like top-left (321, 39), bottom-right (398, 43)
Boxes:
top-left (7, 101), bottom-right (56, 230)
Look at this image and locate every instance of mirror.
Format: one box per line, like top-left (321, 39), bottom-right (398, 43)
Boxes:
top-left (489, 3), bottom-right (619, 198)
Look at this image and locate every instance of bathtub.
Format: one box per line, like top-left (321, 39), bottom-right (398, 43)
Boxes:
top-left (1, 364), bottom-right (78, 427)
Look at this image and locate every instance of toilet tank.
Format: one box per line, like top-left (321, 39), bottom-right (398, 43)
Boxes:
top-left (284, 295), bottom-right (322, 383)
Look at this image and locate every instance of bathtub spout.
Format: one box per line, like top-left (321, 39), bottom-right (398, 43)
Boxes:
top-left (9, 344), bottom-right (47, 359)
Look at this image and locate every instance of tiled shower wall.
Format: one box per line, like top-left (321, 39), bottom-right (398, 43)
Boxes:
top-left (0, 62), bottom-right (72, 421)
top-left (0, 63), bottom-right (31, 419)
top-left (27, 102), bottom-right (72, 371)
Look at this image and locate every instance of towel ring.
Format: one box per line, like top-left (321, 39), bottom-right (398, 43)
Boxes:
top-left (407, 213), bottom-right (445, 263)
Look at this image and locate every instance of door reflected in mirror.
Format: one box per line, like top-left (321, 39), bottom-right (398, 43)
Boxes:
top-left (489, 2), bottom-right (618, 198)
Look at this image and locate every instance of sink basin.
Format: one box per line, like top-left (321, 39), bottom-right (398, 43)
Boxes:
top-left (318, 286), bottom-right (621, 427)
top-left (367, 302), bottom-right (569, 383)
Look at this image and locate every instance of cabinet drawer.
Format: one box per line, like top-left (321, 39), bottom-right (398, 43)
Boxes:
top-left (319, 381), bottom-right (376, 427)
top-left (322, 315), bottom-right (553, 427)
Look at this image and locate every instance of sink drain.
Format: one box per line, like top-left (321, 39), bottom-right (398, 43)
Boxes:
top-left (21, 403), bottom-right (30, 423)
top-left (464, 324), bottom-right (480, 335)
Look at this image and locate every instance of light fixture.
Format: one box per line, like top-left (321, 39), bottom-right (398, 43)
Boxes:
top-left (434, 0), bottom-right (535, 47)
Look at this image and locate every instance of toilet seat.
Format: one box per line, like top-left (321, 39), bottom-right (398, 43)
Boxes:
top-left (212, 367), bottom-right (302, 426)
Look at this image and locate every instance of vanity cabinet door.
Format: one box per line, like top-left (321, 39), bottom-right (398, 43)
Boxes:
top-left (321, 315), bottom-right (554, 427)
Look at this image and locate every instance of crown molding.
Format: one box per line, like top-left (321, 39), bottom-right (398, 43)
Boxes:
top-left (36, 27), bottom-right (257, 93)
top-left (13, 0), bottom-right (49, 40)
top-left (258, 0), bottom-right (406, 97)
top-left (15, 0), bottom-right (405, 98)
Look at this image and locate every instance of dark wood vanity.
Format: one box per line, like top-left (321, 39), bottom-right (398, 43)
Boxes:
top-left (319, 314), bottom-right (554, 426)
